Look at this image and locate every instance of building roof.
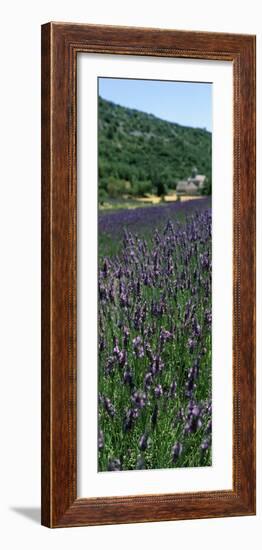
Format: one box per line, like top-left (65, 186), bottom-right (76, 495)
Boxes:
top-left (190, 174), bottom-right (206, 185)
top-left (176, 171), bottom-right (206, 195)
top-left (176, 180), bottom-right (189, 192)
top-left (186, 181), bottom-right (199, 194)
top-left (176, 180), bottom-right (199, 195)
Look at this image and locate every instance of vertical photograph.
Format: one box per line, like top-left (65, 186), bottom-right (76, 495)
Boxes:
top-left (97, 77), bottom-right (212, 472)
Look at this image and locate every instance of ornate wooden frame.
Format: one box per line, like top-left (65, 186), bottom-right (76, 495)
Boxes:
top-left (41, 22), bottom-right (256, 527)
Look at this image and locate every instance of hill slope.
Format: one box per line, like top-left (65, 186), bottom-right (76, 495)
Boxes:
top-left (98, 96), bottom-right (212, 199)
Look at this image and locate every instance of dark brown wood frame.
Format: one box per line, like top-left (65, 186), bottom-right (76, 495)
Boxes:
top-left (41, 22), bottom-right (256, 528)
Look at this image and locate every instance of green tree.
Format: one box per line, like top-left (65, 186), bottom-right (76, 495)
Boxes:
top-left (156, 179), bottom-right (167, 198)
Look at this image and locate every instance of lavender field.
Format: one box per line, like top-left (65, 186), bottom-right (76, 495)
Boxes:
top-left (98, 199), bottom-right (212, 471)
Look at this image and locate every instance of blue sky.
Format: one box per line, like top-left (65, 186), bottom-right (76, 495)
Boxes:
top-left (99, 78), bottom-right (212, 132)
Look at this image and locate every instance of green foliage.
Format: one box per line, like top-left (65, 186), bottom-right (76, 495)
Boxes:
top-left (201, 177), bottom-right (212, 196)
top-left (107, 176), bottom-right (131, 198)
top-left (98, 208), bottom-right (212, 470)
top-left (98, 188), bottom-right (108, 205)
top-left (98, 96), bottom-right (212, 198)
top-left (155, 179), bottom-right (167, 198)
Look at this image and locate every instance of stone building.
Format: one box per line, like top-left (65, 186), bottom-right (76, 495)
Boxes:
top-left (176, 167), bottom-right (206, 196)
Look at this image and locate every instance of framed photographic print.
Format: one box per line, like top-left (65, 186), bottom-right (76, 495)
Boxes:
top-left (41, 22), bottom-right (256, 527)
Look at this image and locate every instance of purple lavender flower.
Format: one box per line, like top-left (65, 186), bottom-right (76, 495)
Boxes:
top-left (169, 379), bottom-right (177, 397)
top-left (102, 258), bottom-right (110, 278)
top-left (184, 415), bottom-right (202, 434)
top-left (154, 384), bottom-right (163, 398)
top-left (187, 338), bottom-right (196, 353)
top-left (144, 372), bottom-right (153, 390)
top-left (132, 336), bottom-right (144, 358)
top-left (164, 219), bottom-right (175, 236)
top-left (200, 438), bottom-right (211, 451)
top-left (205, 309), bottom-right (212, 326)
top-left (139, 433), bottom-right (149, 452)
top-left (108, 458), bottom-right (121, 471)
top-left (108, 284), bottom-right (115, 304)
top-left (98, 429), bottom-right (104, 451)
top-left (131, 390), bottom-right (147, 409)
top-left (160, 328), bottom-right (172, 344)
top-left (123, 407), bottom-right (139, 432)
top-left (145, 342), bottom-right (154, 361)
top-left (103, 397), bottom-right (115, 418)
top-left (172, 442), bottom-right (183, 462)
top-left (113, 341), bottom-right (120, 356)
top-left (105, 356), bottom-right (115, 376)
top-left (99, 283), bottom-right (108, 301)
top-left (192, 405), bottom-right (201, 417)
top-left (98, 204), bottom-right (212, 471)
top-left (123, 369), bottom-right (133, 387)
top-left (120, 290), bottom-right (129, 308)
top-left (155, 354), bottom-right (165, 373)
top-left (207, 418), bottom-right (212, 431)
top-left (191, 316), bottom-right (201, 338)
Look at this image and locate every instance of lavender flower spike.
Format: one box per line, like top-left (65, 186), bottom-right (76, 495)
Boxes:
top-left (139, 433), bottom-right (149, 452)
top-left (172, 442), bottom-right (183, 463)
top-left (108, 458), bottom-right (121, 471)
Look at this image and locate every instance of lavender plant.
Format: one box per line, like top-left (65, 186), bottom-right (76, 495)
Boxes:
top-left (98, 205), bottom-right (212, 471)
